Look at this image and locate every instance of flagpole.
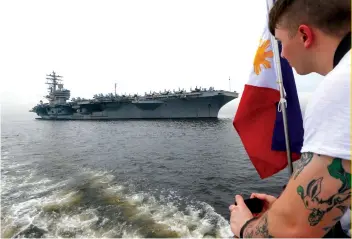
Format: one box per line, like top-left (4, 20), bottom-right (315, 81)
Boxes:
top-left (266, 0), bottom-right (293, 176)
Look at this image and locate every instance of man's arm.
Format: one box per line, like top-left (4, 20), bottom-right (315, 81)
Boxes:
top-left (242, 152), bottom-right (351, 238)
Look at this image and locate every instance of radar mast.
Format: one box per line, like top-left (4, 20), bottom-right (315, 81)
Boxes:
top-left (44, 71), bottom-right (70, 105)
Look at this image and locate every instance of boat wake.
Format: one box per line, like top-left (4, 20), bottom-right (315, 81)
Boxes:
top-left (1, 165), bottom-right (232, 238)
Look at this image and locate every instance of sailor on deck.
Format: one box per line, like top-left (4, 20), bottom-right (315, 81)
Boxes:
top-left (229, 0), bottom-right (351, 237)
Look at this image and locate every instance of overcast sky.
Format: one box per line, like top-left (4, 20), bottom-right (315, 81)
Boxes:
top-left (0, 0), bottom-right (323, 116)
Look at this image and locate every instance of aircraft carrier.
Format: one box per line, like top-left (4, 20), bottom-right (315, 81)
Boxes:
top-left (30, 71), bottom-right (239, 120)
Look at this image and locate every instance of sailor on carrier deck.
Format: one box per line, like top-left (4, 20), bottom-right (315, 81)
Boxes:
top-left (229, 0), bottom-right (351, 238)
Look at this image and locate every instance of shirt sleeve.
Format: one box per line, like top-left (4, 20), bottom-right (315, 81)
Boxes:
top-left (301, 69), bottom-right (351, 160)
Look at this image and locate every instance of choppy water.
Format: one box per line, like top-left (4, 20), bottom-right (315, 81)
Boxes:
top-left (1, 115), bottom-right (290, 238)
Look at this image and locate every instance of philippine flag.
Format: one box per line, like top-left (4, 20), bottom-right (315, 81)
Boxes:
top-left (233, 25), bottom-right (304, 179)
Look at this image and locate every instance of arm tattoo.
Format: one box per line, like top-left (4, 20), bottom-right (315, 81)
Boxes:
top-left (243, 213), bottom-right (274, 238)
top-left (293, 152), bottom-right (314, 180)
top-left (296, 158), bottom-right (351, 226)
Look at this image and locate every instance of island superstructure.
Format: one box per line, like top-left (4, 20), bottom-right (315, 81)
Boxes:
top-left (30, 71), bottom-right (239, 120)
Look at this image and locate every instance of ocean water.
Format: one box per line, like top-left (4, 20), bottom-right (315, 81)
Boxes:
top-left (1, 114), bottom-right (291, 238)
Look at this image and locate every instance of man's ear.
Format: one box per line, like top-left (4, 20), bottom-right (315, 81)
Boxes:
top-left (298, 25), bottom-right (314, 48)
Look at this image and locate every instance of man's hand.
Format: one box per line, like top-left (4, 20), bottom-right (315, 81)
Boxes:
top-left (229, 195), bottom-right (254, 237)
top-left (250, 193), bottom-right (277, 217)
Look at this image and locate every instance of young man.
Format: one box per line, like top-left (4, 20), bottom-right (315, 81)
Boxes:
top-left (229, 0), bottom-right (351, 237)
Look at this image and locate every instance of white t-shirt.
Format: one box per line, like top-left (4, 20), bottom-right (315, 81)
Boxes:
top-left (340, 207), bottom-right (351, 236)
top-left (301, 49), bottom-right (351, 236)
top-left (301, 49), bottom-right (351, 160)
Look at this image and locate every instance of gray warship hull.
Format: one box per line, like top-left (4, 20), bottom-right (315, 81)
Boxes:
top-left (32, 92), bottom-right (237, 120)
top-left (30, 71), bottom-right (238, 120)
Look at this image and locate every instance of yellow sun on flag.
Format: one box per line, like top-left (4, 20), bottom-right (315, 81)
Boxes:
top-left (253, 39), bottom-right (274, 75)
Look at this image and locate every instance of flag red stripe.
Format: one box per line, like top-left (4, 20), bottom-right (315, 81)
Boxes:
top-left (233, 84), bottom-right (299, 179)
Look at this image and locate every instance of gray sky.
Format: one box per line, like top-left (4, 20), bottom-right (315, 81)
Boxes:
top-left (0, 0), bottom-right (323, 116)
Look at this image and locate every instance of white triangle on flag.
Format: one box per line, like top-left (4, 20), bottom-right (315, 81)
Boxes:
top-left (247, 26), bottom-right (279, 91)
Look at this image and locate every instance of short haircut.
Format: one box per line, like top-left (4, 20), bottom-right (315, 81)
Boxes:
top-left (268, 0), bottom-right (351, 38)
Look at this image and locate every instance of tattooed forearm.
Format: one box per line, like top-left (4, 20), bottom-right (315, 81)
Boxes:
top-left (293, 152), bottom-right (314, 180)
top-left (297, 158), bottom-right (351, 226)
top-left (243, 213), bottom-right (274, 238)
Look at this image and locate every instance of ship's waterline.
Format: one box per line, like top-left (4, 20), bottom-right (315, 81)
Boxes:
top-left (30, 71), bottom-right (238, 120)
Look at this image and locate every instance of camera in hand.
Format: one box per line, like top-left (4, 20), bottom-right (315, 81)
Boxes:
top-left (235, 198), bottom-right (264, 214)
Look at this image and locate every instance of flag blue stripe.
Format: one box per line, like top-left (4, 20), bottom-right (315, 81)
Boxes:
top-left (271, 42), bottom-right (304, 154)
